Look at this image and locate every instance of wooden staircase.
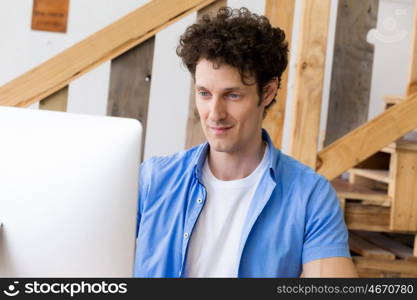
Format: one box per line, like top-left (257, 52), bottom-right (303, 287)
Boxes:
top-left (333, 94), bottom-right (417, 276)
top-left (334, 109), bottom-right (417, 233)
top-left (349, 230), bottom-right (417, 277)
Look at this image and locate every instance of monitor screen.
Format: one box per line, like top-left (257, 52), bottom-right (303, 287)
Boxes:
top-left (0, 106), bottom-right (142, 277)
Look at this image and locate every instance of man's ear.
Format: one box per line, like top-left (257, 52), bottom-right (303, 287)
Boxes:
top-left (262, 78), bottom-right (278, 107)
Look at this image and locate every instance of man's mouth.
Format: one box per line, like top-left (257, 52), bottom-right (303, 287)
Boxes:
top-left (209, 126), bottom-right (233, 135)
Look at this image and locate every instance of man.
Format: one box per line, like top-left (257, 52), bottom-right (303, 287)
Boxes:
top-left (134, 7), bottom-right (357, 278)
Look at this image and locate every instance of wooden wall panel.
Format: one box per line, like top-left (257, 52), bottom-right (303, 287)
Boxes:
top-left (39, 86), bottom-right (68, 112)
top-left (107, 38), bottom-right (155, 161)
top-left (185, 0), bottom-right (227, 149)
top-left (263, 0), bottom-right (295, 149)
top-left (407, 1), bottom-right (417, 95)
top-left (324, 0), bottom-right (379, 146)
top-left (390, 149), bottom-right (417, 232)
top-left (289, 0), bottom-right (332, 167)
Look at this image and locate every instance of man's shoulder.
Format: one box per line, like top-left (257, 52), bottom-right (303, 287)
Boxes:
top-left (275, 149), bottom-right (328, 190)
top-left (140, 143), bottom-right (205, 177)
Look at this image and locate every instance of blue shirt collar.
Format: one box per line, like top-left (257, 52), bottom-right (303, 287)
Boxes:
top-left (193, 128), bottom-right (279, 182)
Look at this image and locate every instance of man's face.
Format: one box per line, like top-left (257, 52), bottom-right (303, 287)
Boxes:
top-left (195, 59), bottom-right (267, 154)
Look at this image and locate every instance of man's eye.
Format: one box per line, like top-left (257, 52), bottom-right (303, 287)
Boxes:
top-left (228, 93), bottom-right (240, 99)
top-left (198, 91), bottom-right (210, 97)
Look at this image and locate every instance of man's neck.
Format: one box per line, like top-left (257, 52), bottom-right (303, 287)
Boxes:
top-left (207, 137), bottom-right (266, 181)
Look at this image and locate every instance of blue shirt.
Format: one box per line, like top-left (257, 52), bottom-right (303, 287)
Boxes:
top-left (134, 129), bottom-right (350, 277)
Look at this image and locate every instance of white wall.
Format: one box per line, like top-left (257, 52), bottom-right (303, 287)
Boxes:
top-left (228, 0), bottom-right (265, 14)
top-left (0, 0), bottom-right (150, 110)
top-left (367, 0), bottom-right (415, 120)
top-left (144, 13), bottom-right (195, 159)
top-left (0, 0), bottom-right (149, 86)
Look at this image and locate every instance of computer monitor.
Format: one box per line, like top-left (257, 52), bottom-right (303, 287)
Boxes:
top-left (0, 106), bottom-right (142, 277)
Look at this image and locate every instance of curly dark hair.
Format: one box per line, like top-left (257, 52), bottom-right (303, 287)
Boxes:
top-left (176, 7), bottom-right (288, 117)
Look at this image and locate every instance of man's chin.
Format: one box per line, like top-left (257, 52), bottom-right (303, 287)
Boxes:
top-left (207, 139), bottom-right (234, 153)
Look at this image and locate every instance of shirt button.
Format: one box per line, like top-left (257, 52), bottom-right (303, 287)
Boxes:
top-left (197, 198), bottom-right (203, 204)
top-left (184, 232), bottom-right (189, 239)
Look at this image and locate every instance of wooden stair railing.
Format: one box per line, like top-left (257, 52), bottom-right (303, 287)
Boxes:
top-left (317, 91), bottom-right (417, 180)
top-left (0, 0), bottom-right (216, 108)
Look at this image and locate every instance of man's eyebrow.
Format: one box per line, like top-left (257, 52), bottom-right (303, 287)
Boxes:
top-left (223, 87), bottom-right (243, 91)
top-left (195, 85), bottom-right (243, 91)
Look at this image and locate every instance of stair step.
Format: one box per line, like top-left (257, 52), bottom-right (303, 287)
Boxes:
top-left (353, 231), bottom-right (415, 260)
top-left (350, 168), bottom-right (391, 184)
top-left (345, 203), bottom-right (391, 232)
top-left (332, 178), bottom-right (391, 206)
top-left (349, 231), bottom-right (395, 260)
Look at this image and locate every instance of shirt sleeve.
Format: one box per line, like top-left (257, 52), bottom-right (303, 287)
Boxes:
top-left (302, 176), bottom-right (351, 265)
top-left (135, 158), bottom-right (153, 238)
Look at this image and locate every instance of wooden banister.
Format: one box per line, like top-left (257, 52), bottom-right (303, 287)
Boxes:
top-left (317, 92), bottom-right (417, 180)
top-left (0, 0), bottom-right (216, 108)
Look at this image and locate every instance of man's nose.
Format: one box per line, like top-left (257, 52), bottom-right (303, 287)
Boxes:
top-left (209, 96), bottom-right (227, 122)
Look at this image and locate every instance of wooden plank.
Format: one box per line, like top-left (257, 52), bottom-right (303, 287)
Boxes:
top-left (332, 178), bottom-right (390, 206)
top-left (381, 146), bottom-right (395, 154)
top-left (353, 257), bottom-right (417, 275)
top-left (349, 171), bottom-right (388, 194)
top-left (354, 267), bottom-right (385, 278)
top-left (0, 0), bottom-right (217, 108)
top-left (407, 1), bottom-right (417, 95)
top-left (354, 231), bottom-right (414, 259)
top-left (387, 151), bottom-right (397, 202)
top-left (385, 233), bottom-right (415, 248)
top-left (349, 168), bottom-right (390, 184)
top-left (39, 86), bottom-right (68, 112)
top-left (324, 0), bottom-right (378, 146)
top-left (383, 96), bottom-right (417, 132)
top-left (349, 232), bottom-right (395, 260)
top-left (317, 92), bottom-right (417, 180)
top-left (399, 272), bottom-right (417, 278)
top-left (185, 0), bottom-right (226, 149)
top-left (345, 203), bottom-right (390, 232)
top-left (288, 0), bottom-right (332, 168)
top-left (262, 0), bottom-right (295, 149)
top-left (354, 266), bottom-right (407, 278)
top-left (107, 37), bottom-right (154, 161)
top-left (407, 256), bottom-right (417, 263)
top-left (390, 149), bottom-right (417, 231)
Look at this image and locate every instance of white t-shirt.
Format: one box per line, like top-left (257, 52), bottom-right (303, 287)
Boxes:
top-left (184, 146), bottom-right (269, 277)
